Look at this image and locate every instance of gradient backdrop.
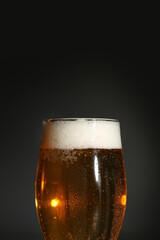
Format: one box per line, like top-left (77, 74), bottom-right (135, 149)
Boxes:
top-left (2, 53), bottom-right (159, 239)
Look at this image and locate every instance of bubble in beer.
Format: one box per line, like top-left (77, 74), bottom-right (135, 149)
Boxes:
top-left (51, 198), bottom-right (59, 207)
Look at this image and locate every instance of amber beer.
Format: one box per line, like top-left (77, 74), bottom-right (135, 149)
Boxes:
top-left (35, 119), bottom-right (127, 240)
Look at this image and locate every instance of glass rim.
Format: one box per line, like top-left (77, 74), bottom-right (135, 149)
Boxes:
top-left (43, 118), bottom-right (119, 123)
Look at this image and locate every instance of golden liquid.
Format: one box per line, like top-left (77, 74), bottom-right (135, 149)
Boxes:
top-left (35, 149), bottom-right (127, 240)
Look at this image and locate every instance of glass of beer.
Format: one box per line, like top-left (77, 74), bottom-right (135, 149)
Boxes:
top-left (35, 118), bottom-right (127, 240)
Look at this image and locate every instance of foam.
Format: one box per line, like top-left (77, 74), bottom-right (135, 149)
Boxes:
top-left (40, 119), bottom-right (122, 149)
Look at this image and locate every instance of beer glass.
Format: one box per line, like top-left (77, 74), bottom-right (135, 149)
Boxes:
top-left (35, 118), bottom-right (127, 240)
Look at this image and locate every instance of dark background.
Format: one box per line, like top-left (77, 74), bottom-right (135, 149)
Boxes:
top-left (2, 52), bottom-right (159, 239)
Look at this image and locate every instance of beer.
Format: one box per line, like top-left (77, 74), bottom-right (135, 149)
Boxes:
top-left (35, 119), bottom-right (127, 240)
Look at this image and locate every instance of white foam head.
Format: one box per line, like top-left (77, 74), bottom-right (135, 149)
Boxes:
top-left (40, 119), bottom-right (122, 149)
